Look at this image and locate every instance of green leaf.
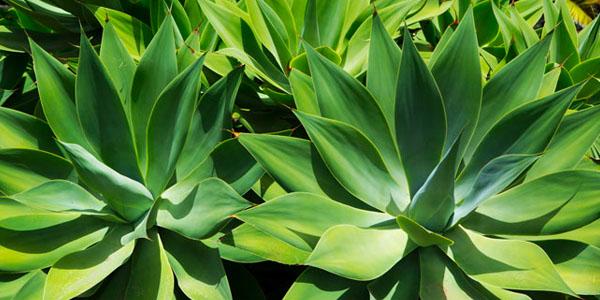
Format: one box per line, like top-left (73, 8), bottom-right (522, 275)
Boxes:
top-left (367, 252), bottom-right (420, 300)
top-left (538, 240), bottom-right (600, 295)
top-left (465, 170), bottom-right (600, 235)
top-left (167, 138), bottom-right (263, 197)
top-left (29, 39), bottom-right (90, 151)
top-left (301, 0), bottom-right (320, 47)
top-left (457, 85), bottom-right (581, 200)
top-left (100, 21), bottom-right (136, 113)
top-left (130, 16), bottom-right (178, 172)
top-left (238, 133), bottom-right (368, 209)
top-left (396, 216), bottom-right (453, 247)
top-left (161, 229), bottom-right (232, 300)
top-left (419, 247), bottom-right (530, 300)
top-left (0, 217), bottom-right (109, 272)
top-left (295, 111), bottom-right (408, 215)
top-left (157, 178), bottom-right (250, 240)
top-left (9, 180), bottom-right (117, 218)
top-left (283, 267), bottom-right (368, 300)
top-left (10, 270), bottom-right (46, 300)
top-left (451, 154), bottom-right (540, 226)
top-left (77, 31), bottom-right (141, 182)
top-left (237, 192), bottom-right (392, 251)
top-left (0, 199), bottom-right (77, 231)
top-left (145, 57), bottom-right (204, 196)
top-left (198, 0), bottom-right (289, 92)
top-left (367, 10), bottom-right (401, 132)
top-left (123, 230), bottom-right (174, 300)
top-left (303, 41), bottom-right (407, 193)
top-left (445, 226), bottom-right (575, 296)
top-left (501, 218), bottom-right (600, 248)
top-left (431, 7), bottom-right (482, 156)
top-left (408, 134), bottom-right (461, 231)
top-left (246, 0), bottom-right (293, 68)
top-left (60, 142), bottom-right (153, 222)
top-left (86, 5), bottom-right (153, 57)
top-left (219, 223), bottom-right (310, 265)
top-left (344, 2), bottom-right (413, 76)
top-left (527, 106), bottom-right (600, 180)
top-left (0, 107), bottom-right (58, 153)
top-left (537, 67), bottom-right (561, 98)
top-left (44, 226), bottom-right (135, 300)
top-left (306, 225), bottom-right (414, 280)
top-left (395, 27), bottom-right (446, 195)
top-left (570, 58), bottom-right (600, 98)
top-left (467, 34), bottom-right (553, 160)
top-left (578, 15), bottom-right (600, 60)
top-left (0, 148), bottom-right (74, 195)
top-left (0, 271), bottom-right (43, 300)
top-left (176, 66), bottom-right (243, 178)
top-left (290, 46), bottom-right (341, 76)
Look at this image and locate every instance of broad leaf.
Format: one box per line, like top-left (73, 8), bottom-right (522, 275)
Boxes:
top-left (100, 21), bottom-right (136, 112)
top-left (76, 31), bottom-right (141, 181)
top-left (145, 57), bottom-right (204, 196)
top-left (0, 217), bottom-right (109, 272)
top-left (29, 39), bottom-right (89, 150)
top-left (130, 16), bottom-right (178, 172)
top-left (0, 107), bottom-right (58, 153)
top-left (60, 142), bottom-right (153, 222)
top-left (467, 34), bottom-right (553, 160)
top-left (283, 267), bottom-right (368, 300)
top-left (395, 28), bottom-right (446, 195)
top-left (177, 66), bottom-right (243, 178)
top-left (238, 133), bottom-right (369, 209)
top-left (368, 252), bottom-right (420, 300)
top-left (527, 106), bottom-right (600, 180)
top-left (295, 111), bottom-right (408, 215)
top-left (306, 225), bottom-right (414, 280)
top-left (157, 178), bottom-right (250, 240)
top-left (0, 149), bottom-right (74, 195)
top-left (303, 41), bottom-right (407, 192)
top-left (237, 192), bottom-right (392, 251)
top-left (465, 170), bottom-right (600, 235)
top-left (122, 230), bottom-right (174, 300)
top-left (161, 229), bottom-right (232, 300)
top-left (445, 227), bottom-right (575, 295)
top-left (44, 226), bottom-right (135, 300)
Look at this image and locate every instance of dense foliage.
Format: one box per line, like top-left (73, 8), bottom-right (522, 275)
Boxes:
top-left (1, 0), bottom-right (600, 299)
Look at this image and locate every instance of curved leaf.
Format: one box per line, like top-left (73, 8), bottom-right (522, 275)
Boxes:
top-left (0, 149), bottom-right (74, 195)
top-left (445, 227), bottom-right (575, 295)
top-left (77, 31), bottom-right (141, 181)
top-left (237, 192), bottom-right (392, 251)
top-left (303, 41), bottom-right (407, 192)
top-left (0, 217), bottom-right (109, 272)
top-left (161, 229), bottom-right (232, 300)
top-left (145, 57), bottom-right (204, 196)
top-left (0, 107), bottom-right (58, 153)
top-left (44, 226), bottom-right (135, 300)
top-left (157, 178), bottom-right (250, 240)
top-left (122, 230), bottom-right (174, 300)
top-left (177, 66), bottom-right (243, 178)
top-left (295, 111), bottom-right (408, 215)
top-left (238, 133), bottom-right (368, 209)
top-left (395, 27), bottom-right (446, 195)
top-left (306, 225), bottom-right (414, 281)
top-left (60, 142), bottom-right (153, 222)
top-left (283, 267), bottom-right (368, 300)
top-left (130, 16), bottom-right (178, 171)
top-left (100, 21), bottom-right (136, 111)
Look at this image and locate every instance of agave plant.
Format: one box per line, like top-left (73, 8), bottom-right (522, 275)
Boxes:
top-left (0, 15), bottom-right (263, 299)
top-left (234, 7), bottom-right (600, 299)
